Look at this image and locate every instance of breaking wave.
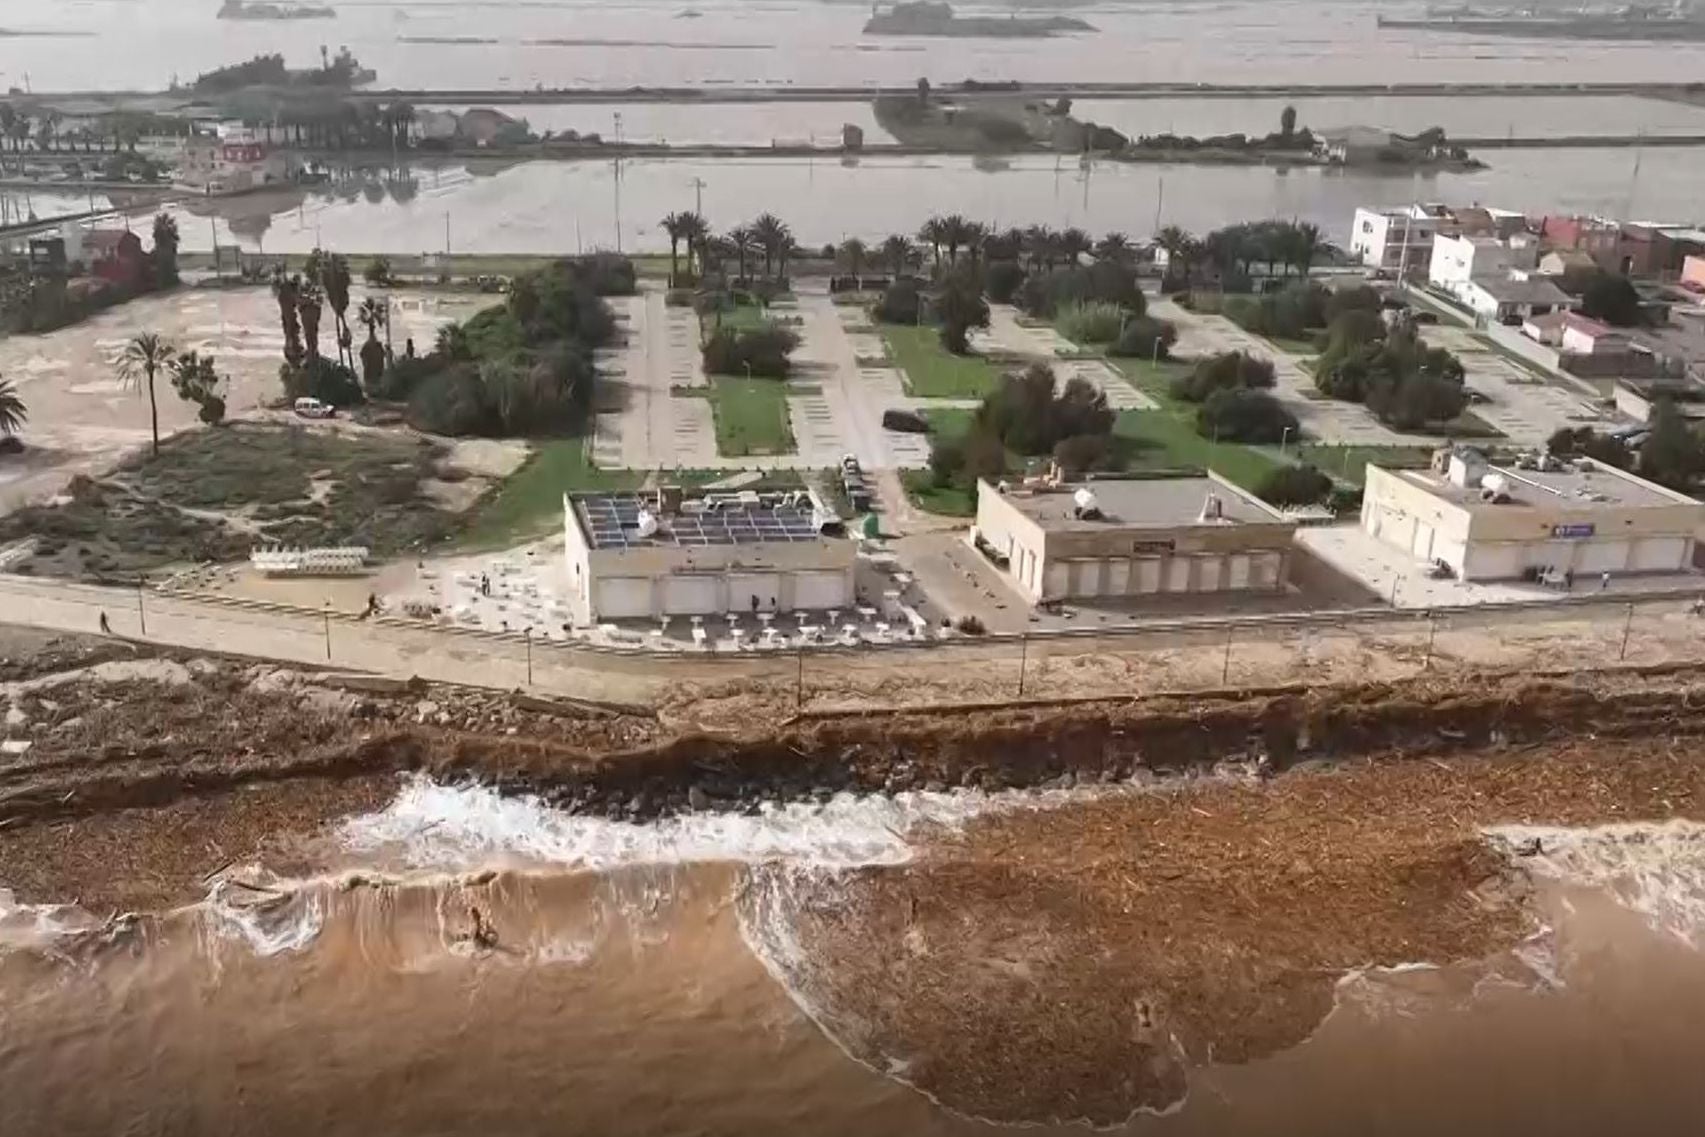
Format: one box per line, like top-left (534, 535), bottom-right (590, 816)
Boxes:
top-left (1488, 820), bottom-right (1705, 947)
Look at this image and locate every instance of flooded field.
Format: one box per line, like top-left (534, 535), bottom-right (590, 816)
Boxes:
top-left (156, 144), bottom-right (1705, 257)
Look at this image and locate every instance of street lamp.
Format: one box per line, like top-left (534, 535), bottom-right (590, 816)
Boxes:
top-left (1279, 425), bottom-right (1292, 458)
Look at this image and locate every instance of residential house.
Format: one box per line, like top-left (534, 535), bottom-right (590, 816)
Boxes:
top-left (176, 123), bottom-right (293, 194)
top-left (83, 229), bottom-right (148, 288)
top-left (1536, 248), bottom-right (1597, 281)
top-left (1560, 313), bottom-right (1631, 356)
top-left (1538, 215), bottom-right (1624, 273)
top-left (457, 108), bottom-right (521, 146)
top-left (1349, 205), bottom-right (1448, 275)
top-left (1429, 233), bottom-right (1538, 293)
top-left (1521, 310), bottom-right (1569, 346)
top-left (1458, 274), bottom-right (1575, 325)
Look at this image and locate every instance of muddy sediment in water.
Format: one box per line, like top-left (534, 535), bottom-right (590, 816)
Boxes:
top-left (5, 623), bottom-right (1705, 909)
top-left (749, 736), bottom-right (1705, 1125)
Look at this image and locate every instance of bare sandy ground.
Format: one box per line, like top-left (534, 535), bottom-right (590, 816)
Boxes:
top-left (0, 285), bottom-right (490, 511)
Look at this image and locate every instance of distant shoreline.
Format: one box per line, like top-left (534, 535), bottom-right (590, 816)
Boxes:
top-left (17, 79), bottom-right (1703, 109)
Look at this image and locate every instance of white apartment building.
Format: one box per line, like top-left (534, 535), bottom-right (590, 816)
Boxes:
top-left (1349, 206), bottom-right (1445, 276)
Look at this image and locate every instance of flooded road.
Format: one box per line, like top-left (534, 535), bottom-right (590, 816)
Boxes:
top-left (4, 780), bottom-right (1705, 1136)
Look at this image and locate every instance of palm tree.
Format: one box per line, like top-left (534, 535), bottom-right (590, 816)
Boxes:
top-left (297, 280), bottom-right (325, 360)
top-left (1094, 232), bottom-right (1132, 264)
top-left (118, 334), bottom-right (176, 455)
top-left (749, 213), bottom-right (791, 280)
top-left (1289, 221), bottom-right (1323, 278)
top-left (727, 225), bottom-right (755, 283)
top-left (679, 212), bottom-right (709, 278)
top-left (881, 234), bottom-right (914, 279)
top-left (917, 216), bottom-right (946, 271)
top-left (1059, 227), bottom-right (1093, 266)
top-left (1023, 225), bottom-right (1058, 271)
top-left (1155, 225), bottom-right (1196, 281)
top-left (659, 211), bottom-right (686, 284)
top-left (838, 237), bottom-right (868, 282)
top-left (987, 226), bottom-right (1025, 263)
top-left (0, 377), bottom-right (25, 437)
top-left (320, 252), bottom-right (353, 367)
top-left (271, 269), bottom-right (304, 366)
top-left (962, 221), bottom-right (990, 264)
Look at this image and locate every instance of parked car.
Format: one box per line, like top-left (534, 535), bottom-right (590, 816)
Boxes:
top-left (1412, 310), bottom-right (1440, 325)
top-left (293, 397), bottom-right (336, 419)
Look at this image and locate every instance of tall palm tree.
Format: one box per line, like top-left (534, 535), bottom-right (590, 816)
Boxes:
top-left (838, 237), bottom-right (868, 282)
top-left (749, 213), bottom-right (791, 280)
top-left (118, 333), bottom-right (176, 455)
top-left (937, 214), bottom-right (974, 265)
top-left (659, 212), bottom-right (686, 284)
top-left (271, 270), bottom-right (304, 366)
top-left (0, 377), bottom-right (25, 437)
top-left (917, 216), bottom-right (946, 271)
top-left (1155, 224), bottom-right (1196, 280)
top-left (320, 252), bottom-right (353, 367)
top-left (988, 226), bottom-right (1026, 263)
top-left (727, 225), bottom-right (755, 283)
top-left (962, 221), bottom-right (990, 265)
top-left (678, 211), bottom-right (709, 278)
top-left (881, 234), bottom-right (914, 279)
top-left (297, 280), bottom-right (325, 360)
top-left (1094, 232), bottom-right (1132, 264)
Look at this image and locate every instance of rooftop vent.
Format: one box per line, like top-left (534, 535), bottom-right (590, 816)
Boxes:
top-left (1072, 487), bottom-right (1103, 521)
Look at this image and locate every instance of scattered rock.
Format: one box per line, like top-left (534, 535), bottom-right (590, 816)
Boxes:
top-left (4, 706), bottom-right (27, 728)
top-left (1, 739), bottom-right (32, 756)
top-left (687, 786), bottom-right (711, 811)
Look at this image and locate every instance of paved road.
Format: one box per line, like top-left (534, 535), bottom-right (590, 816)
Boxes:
top-left (1154, 298), bottom-right (1439, 447)
top-left (1420, 325), bottom-right (1609, 447)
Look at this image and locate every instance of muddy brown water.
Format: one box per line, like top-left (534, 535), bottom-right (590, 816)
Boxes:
top-left (3, 815), bottom-right (1705, 1137)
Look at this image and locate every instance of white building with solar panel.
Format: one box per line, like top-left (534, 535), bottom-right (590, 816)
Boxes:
top-left (562, 486), bottom-right (856, 627)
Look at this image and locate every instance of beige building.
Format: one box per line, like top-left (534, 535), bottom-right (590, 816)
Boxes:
top-left (1361, 450), bottom-right (1705, 581)
top-left (972, 475), bottom-right (1296, 605)
top-left (562, 487), bottom-right (854, 626)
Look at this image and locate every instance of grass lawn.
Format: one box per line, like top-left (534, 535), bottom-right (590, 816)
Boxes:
top-left (1107, 357), bottom-right (1282, 491)
top-left (458, 436), bottom-right (651, 549)
top-left (1293, 443), bottom-right (1436, 486)
top-left (920, 405), bottom-right (976, 440)
top-left (684, 377), bottom-right (795, 458)
top-left (881, 324), bottom-right (1002, 398)
top-left (900, 469), bottom-right (978, 517)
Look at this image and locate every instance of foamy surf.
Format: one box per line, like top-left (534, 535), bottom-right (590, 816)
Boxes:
top-left (336, 773), bottom-right (1016, 873)
top-left (1489, 819), bottom-right (1705, 947)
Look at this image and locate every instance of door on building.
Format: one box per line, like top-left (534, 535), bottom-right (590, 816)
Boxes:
top-left (1410, 522), bottom-right (1435, 563)
top-left (1632, 537), bottom-right (1688, 573)
top-left (728, 572), bottom-right (782, 613)
top-left (1575, 540), bottom-right (1631, 576)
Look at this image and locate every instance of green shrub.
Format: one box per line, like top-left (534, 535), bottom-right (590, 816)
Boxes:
top-left (1170, 352), bottom-right (1275, 402)
top-left (1055, 300), bottom-right (1126, 345)
top-left (702, 325), bottom-right (801, 379)
top-left (1196, 388), bottom-right (1297, 444)
top-left (1110, 315), bottom-right (1179, 360)
top-left (874, 279), bottom-right (923, 325)
top-left (985, 260), bottom-right (1026, 304)
top-left (1018, 262), bottom-right (1144, 319)
top-left (977, 363), bottom-right (1114, 456)
top-left (1256, 464), bottom-right (1333, 507)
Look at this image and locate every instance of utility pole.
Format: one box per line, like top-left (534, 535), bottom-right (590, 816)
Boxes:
top-left (690, 175), bottom-right (706, 217)
top-left (136, 577), bottom-right (147, 636)
top-left (795, 646), bottom-right (804, 709)
top-left (1016, 632), bottom-right (1029, 698)
top-left (323, 606), bottom-right (332, 661)
top-left (525, 628), bottom-right (533, 686)
top-left (1620, 602), bottom-right (1635, 661)
top-left (444, 211), bottom-right (451, 256)
top-left (1221, 624), bottom-right (1233, 685)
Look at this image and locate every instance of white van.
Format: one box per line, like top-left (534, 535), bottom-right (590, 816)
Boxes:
top-left (293, 397), bottom-right (336, 419)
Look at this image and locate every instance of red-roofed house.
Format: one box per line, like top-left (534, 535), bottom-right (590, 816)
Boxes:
top-left (82, 229), bottom-right (148, 289)
top-left (1561, 312), bottom-right (1631, 356)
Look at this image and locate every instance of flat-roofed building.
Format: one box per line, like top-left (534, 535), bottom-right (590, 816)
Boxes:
top-left (1361, 448), bottom-right (1705, 581)
top-left (973, 474), bottom-right (1297, 604)
top-left (562, 486), bottom-right (853, 626)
